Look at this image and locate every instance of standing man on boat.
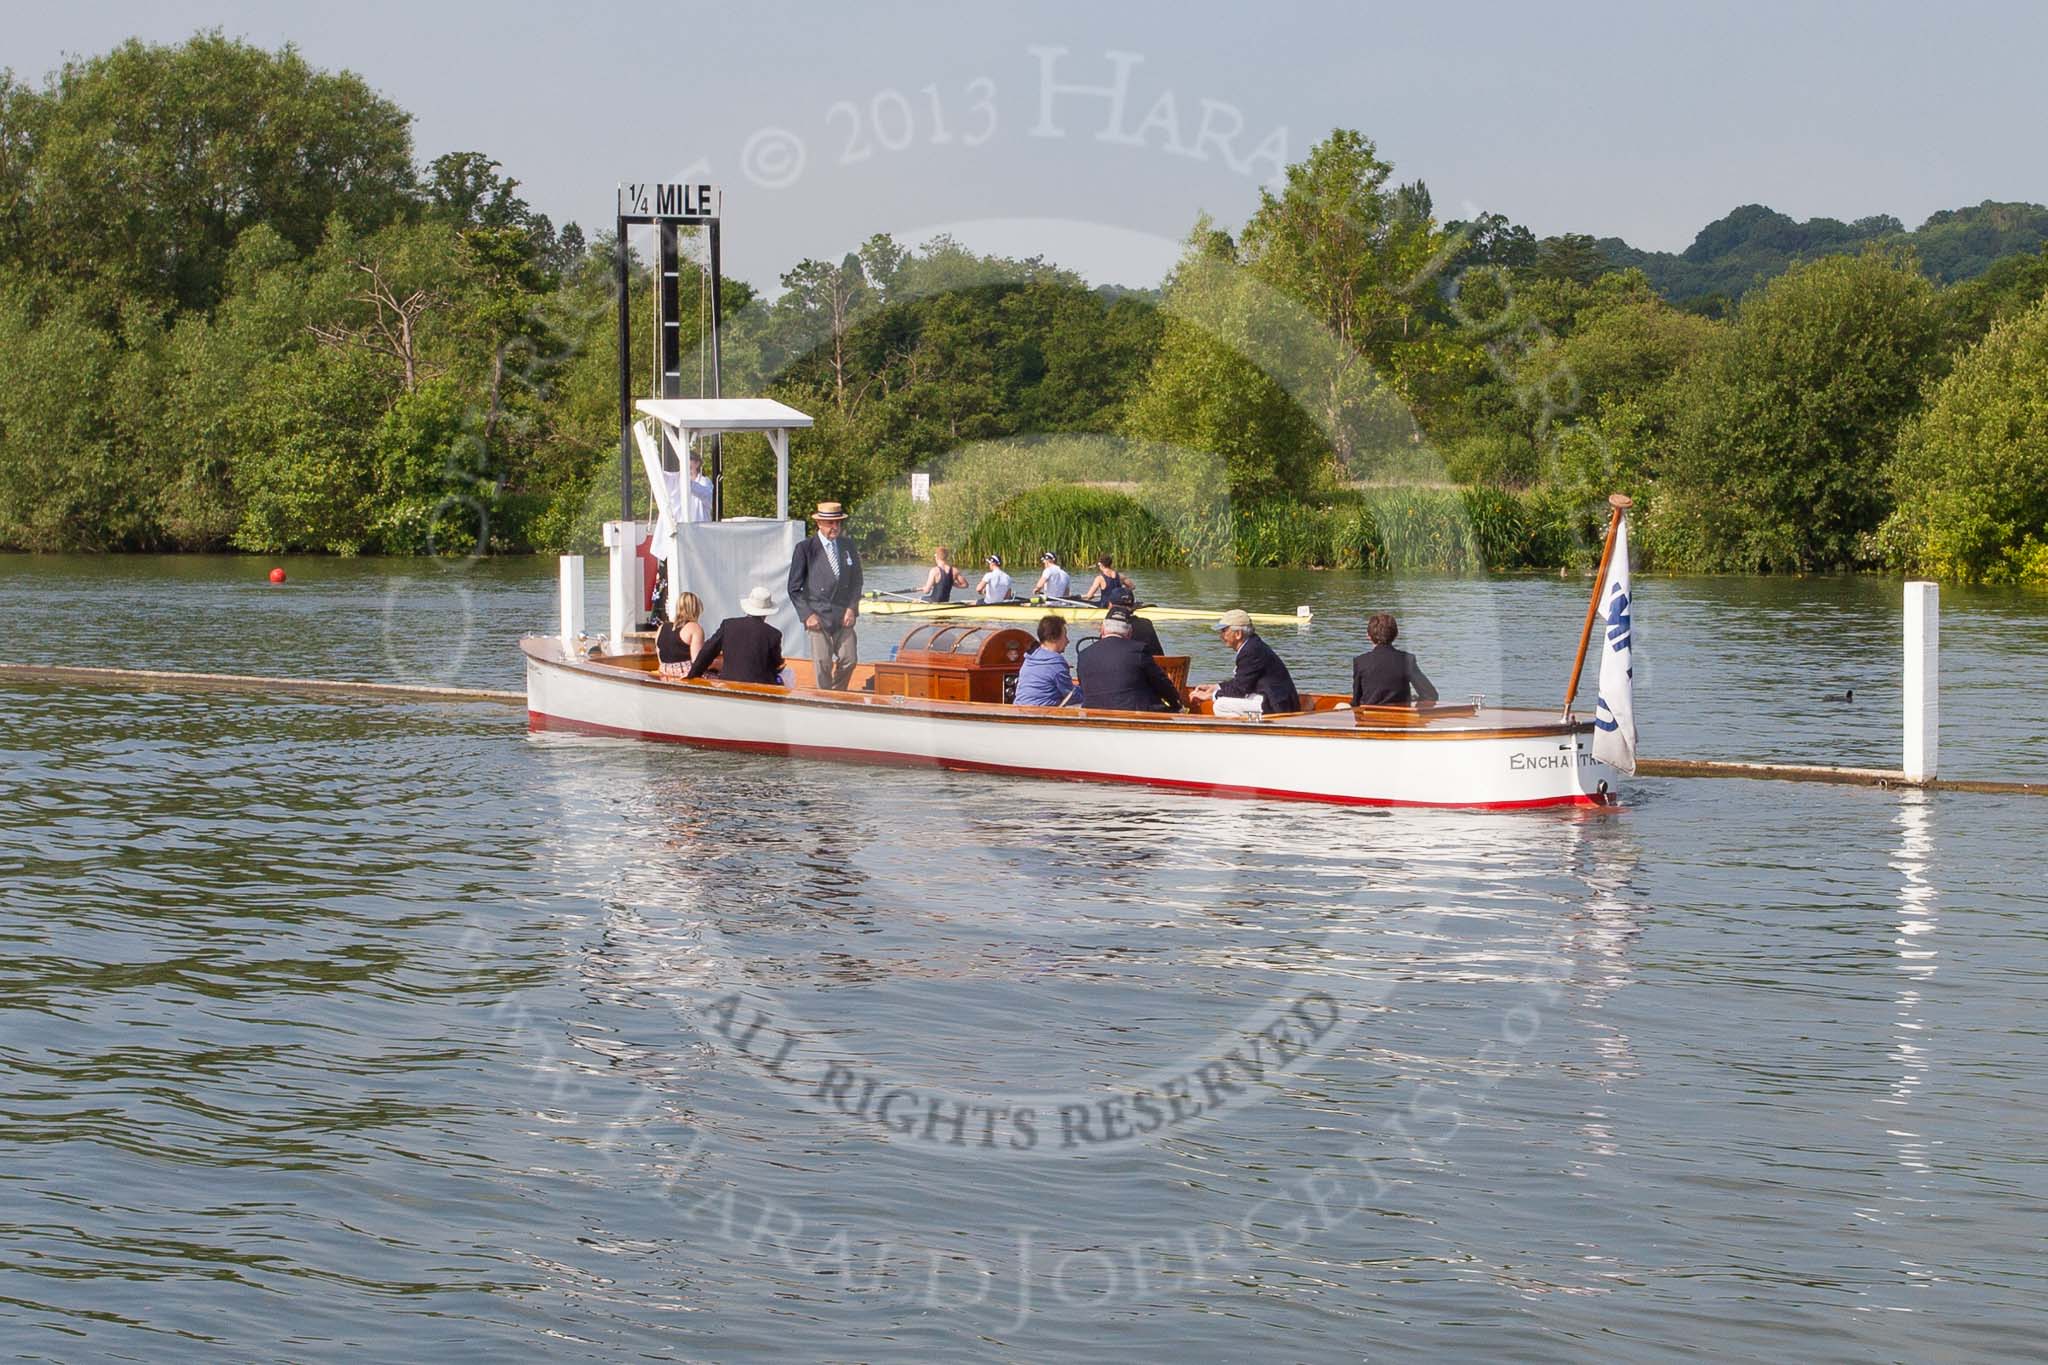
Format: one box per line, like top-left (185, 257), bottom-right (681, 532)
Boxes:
top-left (788, 501), bottom-right (864, 690)
top-left (683, 447), bottom-right (714, 524)
top-left (1192, 609), bottom-right (1300, 714)
top-left (1032, 551), bottom-right (1071, 602)
top-left (1076, 607), bottom-right (1183, 713)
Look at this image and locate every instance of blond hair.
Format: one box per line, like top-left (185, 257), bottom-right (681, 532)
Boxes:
top-left (672, 591), bottom-right (703, 626)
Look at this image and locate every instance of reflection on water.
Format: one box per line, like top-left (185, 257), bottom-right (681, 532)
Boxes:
top-left (1885, 795), bottom-right (1938, 1178)
top-left (1, 557), bottom-right (2045, 1360)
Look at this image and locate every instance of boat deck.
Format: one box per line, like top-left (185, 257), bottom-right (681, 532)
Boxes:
top-left (539, 639), bottom-right (1585, 739)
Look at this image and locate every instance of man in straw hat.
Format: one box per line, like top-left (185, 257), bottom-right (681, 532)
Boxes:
top-left (688, 585), bottom-right (786, 686)
top-left (787, 501), bottom-right (865, 689)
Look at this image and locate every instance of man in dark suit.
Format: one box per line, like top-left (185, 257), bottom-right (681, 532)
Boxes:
top-left (1192, 609), bottom-right (1300, 714)
top-left (1127, 609), bottom-right (1165, 658)
top-left (787, 501), bottom-right (864, 689)
top-left (1076, 607), bottom-right (1184, 713)
top-left (688, 585), bottom-right (786, 685)
top-left (1351, 612), bottom-right (1438, 707)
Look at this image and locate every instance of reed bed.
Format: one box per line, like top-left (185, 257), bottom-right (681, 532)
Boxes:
top-left (856, 477), bottom-right (1593, 574)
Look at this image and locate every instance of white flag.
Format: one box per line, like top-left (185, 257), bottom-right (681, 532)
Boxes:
top-left (1591, 515), bottom-right (1637, 774)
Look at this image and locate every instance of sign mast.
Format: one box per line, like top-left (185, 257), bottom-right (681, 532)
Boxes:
top-left (615, 182), bottom-right (724, 522)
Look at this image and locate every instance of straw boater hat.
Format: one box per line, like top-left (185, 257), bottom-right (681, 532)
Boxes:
top-left (812, 501), bottom-right (847, 521)
top-left (741, 586), bottom-right (776, 616)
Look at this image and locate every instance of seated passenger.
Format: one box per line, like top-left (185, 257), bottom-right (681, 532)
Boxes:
top-left (1126, 607), bottom-right (1164, 658)
top-left (976, 554), bottom-right (1014, 603)
top-left (1192, 608), bottom-right (1300, 713)
top-left (1014, 614), bottom-right (1083, 707)
top-left (655, 591), bottom-right (706, 676)
top-left (919, 546), bottom-right (968, 602)
top-left (688, 586), bottom-right (786, 685)
top-left (1351, 612), bottom-right (1438, 707)
top-left (1075, 607), bottom-right (1183, 714)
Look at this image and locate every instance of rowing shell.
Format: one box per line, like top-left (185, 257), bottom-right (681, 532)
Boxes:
top-left (860, 596), bottom-right (1312, 626)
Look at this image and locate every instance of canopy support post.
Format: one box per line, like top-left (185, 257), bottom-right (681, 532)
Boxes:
top-left (769, 429), bottom-right (790, 521)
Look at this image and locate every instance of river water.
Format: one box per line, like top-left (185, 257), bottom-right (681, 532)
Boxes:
top-left (2, 555), bottom-right (2044, 1361)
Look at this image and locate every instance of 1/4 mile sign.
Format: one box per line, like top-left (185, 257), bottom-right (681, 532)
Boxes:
top-left (617, 182), bottom-right (720, 221)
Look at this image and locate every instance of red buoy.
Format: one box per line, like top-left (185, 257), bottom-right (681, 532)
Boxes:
top-left (269, 567), bottom-right (287, 584)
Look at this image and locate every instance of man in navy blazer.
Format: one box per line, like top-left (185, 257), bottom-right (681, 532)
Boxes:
top-left (1076, 609), bottom-right (1183, 713)
top-left (787, 501), bottom-right (864, 689)
top-left (1192, 609), bottom-right (1301, 714)
top-left (688, 585), bottom-right (786, 685)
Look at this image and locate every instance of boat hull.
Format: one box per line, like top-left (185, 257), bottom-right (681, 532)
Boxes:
top-left (524, 640), bottom-right (1611, 810)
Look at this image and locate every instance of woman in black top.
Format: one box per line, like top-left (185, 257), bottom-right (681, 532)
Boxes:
top-left (656, 591), bottom-right (706, 676)
top-left (1351, 612), bottom-right (1438, 706)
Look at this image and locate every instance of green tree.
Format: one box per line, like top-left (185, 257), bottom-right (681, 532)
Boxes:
top-left (5, 33), bottom-right (414, 316)
top-left (1883, 294), bottom-right (2048, 582)
top-left (0, 279), bottom-right (132, 548)
top-left (1124, 229), bottom-right (1333, 500)
top-left (1534, 233), bottom-right (1607, 286)
top-left (1657, 248), bottom-right (1942, 571)
top-left (230, 347), bottom-right (392, 553)
top-left (1235, 130), bottom-right (1446, 469)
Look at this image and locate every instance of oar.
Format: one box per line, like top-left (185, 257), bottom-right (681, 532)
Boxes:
top-left (865, 588), bottom-right (931, 602)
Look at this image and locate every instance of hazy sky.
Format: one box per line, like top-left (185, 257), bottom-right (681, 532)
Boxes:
top-left (12, 1), bottom-right (2045, 289)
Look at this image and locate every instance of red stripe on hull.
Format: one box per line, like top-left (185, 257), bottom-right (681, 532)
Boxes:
top-left (526, 710), bottom-right (1608, 812)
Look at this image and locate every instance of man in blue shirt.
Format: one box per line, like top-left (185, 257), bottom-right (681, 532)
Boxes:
top-left (1013, 614), bottom-right (1083, 707)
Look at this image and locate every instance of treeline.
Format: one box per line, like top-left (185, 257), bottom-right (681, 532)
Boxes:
top-left (1597, 201), bottom-right (2048, 310)
top-left (2, 35), bottom-right (2047, 582)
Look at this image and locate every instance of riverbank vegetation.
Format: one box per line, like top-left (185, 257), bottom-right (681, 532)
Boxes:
top-left (2, 35), bottom-right (2046, 580)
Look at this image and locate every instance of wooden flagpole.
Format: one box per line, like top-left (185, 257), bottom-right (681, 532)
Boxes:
top-left (1563, 493), bottom-right (1633, 719)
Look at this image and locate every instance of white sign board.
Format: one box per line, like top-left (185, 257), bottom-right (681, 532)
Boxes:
top-left (617, 182), bottom-right (721, 220)
top-left (910, 472), bottom-right (931, 504)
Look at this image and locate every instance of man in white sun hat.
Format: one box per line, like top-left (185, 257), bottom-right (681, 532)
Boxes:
top-left (688, 585), bottom-right (786, 686)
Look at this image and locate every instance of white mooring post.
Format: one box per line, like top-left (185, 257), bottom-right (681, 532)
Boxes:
top-left (602, 521), bottom-right (641, 655)
top-left (558, 554), bottom-right (585, 649)
top-left (1904, 581), bottom-right (1939, 782)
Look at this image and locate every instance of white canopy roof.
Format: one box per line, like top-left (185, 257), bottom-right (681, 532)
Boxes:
top-left (634, 397), bottom-right (813, 521)
top-left (634, 397), bottom-right (813, 433)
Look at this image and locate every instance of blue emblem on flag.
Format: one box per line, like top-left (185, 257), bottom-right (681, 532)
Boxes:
top-left (1603, 584), bottom-right (1631, 653)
